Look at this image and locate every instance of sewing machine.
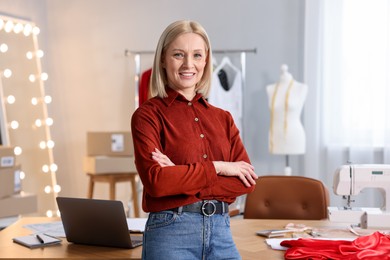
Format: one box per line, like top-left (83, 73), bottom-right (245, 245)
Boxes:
top-left (328, 164), bottom-right (390, 228)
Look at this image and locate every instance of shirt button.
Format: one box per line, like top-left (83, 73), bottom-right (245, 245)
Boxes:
top-left (194, 118), bottom-right (199, 122)
top-left (200, 134), bottom-right (204, 138)
top-left (188, 102), bottom-right (192, 106)
top-left (203, 154), bottom-right (208, 159)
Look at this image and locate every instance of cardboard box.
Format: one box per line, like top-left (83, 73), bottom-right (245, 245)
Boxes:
top-left (83, 156), bottom-right (137, 174)
top-left (0, 192), bottom-right (37, 218)
top-left (0, 146), bottom-right (15, 168)
top-left (87, 132), bottom-right (134, 156)
top-left (0, 167), bottom-right (16, 199)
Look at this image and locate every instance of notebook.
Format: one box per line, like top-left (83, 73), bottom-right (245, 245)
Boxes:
top-left (13, 233), bottom-right (62, 248)
top-left (56, 197), bottom-right (143, 249)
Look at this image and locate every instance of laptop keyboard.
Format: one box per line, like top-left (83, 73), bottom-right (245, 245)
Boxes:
top-left (130, 235), bottom-right (143, 247)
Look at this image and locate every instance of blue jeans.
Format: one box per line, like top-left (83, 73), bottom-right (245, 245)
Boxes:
top-left (142, 210), bottom-right (241, 260)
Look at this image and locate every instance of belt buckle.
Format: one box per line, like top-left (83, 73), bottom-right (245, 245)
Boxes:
top-left (201, 200), bottom-right (216, 216)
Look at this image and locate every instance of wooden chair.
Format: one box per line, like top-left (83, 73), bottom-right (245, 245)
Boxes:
top-left (243, 175), bottom-right (329, 220)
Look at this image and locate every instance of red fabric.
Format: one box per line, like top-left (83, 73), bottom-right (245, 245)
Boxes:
top-left (131, 87), bottom-right (254, 212)
top-left (139, 68), bottom-right (152, 106)
top-left (281, 231), bottom-right (390, 260)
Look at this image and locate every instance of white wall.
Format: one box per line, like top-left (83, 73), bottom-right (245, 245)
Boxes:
top-left (0, 0), bottom-right (305, 215)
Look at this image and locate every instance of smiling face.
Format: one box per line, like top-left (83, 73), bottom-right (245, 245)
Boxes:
top-left (162, 32), bottom-right (207, 100)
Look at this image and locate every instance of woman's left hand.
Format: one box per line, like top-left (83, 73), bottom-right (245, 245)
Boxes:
top-left (152, 148), bottom-right (175, 167)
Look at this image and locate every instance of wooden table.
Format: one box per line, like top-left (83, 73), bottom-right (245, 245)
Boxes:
top-left (0, 217), bottom-right (358, 259)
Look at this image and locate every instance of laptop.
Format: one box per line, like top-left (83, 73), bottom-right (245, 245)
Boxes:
top-left (56, 197), bottom-right (143, 249)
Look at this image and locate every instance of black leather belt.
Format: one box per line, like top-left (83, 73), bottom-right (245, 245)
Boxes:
top-left (171, 200), bottom-right (229, 216)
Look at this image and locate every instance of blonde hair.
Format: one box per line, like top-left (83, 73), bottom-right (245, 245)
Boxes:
top-left (149, 20), bottom-right (213, 98)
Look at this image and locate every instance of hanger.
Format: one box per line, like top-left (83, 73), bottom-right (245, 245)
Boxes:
top-left (217, 56), bottom-right (239, 73)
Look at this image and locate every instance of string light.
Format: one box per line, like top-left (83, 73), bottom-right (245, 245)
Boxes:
top-left (19, 170), bottom-right (25, 180)
top-left (44, 185), bottom-right (51, 193)
top-left (31, 96), bottom-right (52, 105)
top-left (41, 163), bottom-right (58, 173)
top-left (0, 43), bottom-right (8, 53)
top-left (6, 95), bottom-right (15, 104)
top-left (3, 69), bottom-right (12, 78)
top-left (46, 210), bottom-right (53, 218)
top-left (4, 20), bottom-right (13, 33)
top-left (2, 15), bottom-right (58, 218)
top-left (53, 185), bottom-right (61, 193)
top-left (13, 146), bottom-right (22, 155)
top-left (10, 120), bottom-right (19, 129)
top-left (29, 72), bottom-right (48, 82)
top-left (13, 23), bottom-right (23, 34)
top-left (23, 23), bottom-right (33, 36)
top-left (32, 26), bottom-right (40, 35)
top-left (26, 50), bottom-right (44, 60)
top-left (46, 117), bottom-right (54, 126)
top-left (34, 117), bottom-right (54, 128)
top-left (39, 140), bottom-right (55, 149)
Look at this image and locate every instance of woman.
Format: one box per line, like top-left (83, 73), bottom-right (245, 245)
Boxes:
top-left (131, 20), bottom-right (257, 260)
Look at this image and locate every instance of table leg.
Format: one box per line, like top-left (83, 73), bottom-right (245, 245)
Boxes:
top-left (87, 175), bottom-right (94, 199)
top-left (130, 176), bottom-right (140, 217)
top-left (109, 179), bottom-right (116, 200)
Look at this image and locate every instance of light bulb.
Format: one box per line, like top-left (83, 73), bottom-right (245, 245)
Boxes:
top-left (47, 140), bottom-right (55, 148)
top-left (3, 69), bottom-right (12, 78)
top-left (14, 146), bottom-right (22, 155)
top-left (32, 26), bottom-right (40, 35)
top-left (46, 118), bottom-right (53, 126)
top-left (39, 141), bottom-right (46, 149)
top-left (23, 23), bottom-right (33, 36)
top-left (6, 95), bottom-right (15, 104)
top-left (4, 20), bottom-right (13, 33)
top-left (50, 163), bottom-right (58, 172)
top-left (41, 72), bottom-right (48, 81)
top-left (42, 164), bottom-right (49, 173)
top-left (29, 74), bottom-right (36, 82)
top-left (36, 50), bottom-right (44, 58)
top-left (10, 120), bottom-right (19, 129)
top-left (19, 171), bottom-right (25, 180)
top-left (31, 97), bottom-right (38, 105)
top-left (13, 23), bottom-right (23, 34)
top-left (46, 210), bottom-right (53, 218)
top-left (54, 185), bottom-right (61, 193)
top-left (26, 51), bottom-right (33, 59)
top-left (44, 185), bottom-right (51, 193)
top-left (35, 119), bottom-right (42, 127)
top-left (44, 96), bottom-right (52, 104)
top-left (0, 43), bottom-right (8, 53)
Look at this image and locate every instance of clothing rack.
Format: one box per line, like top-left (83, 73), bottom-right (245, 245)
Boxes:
top-left (124, 48), bottom-right (256, 110)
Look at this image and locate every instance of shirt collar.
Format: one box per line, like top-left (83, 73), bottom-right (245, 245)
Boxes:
top-left (162, 86), bottom-right (209, 108)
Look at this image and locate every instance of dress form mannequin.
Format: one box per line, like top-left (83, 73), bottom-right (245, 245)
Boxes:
top-left (266, 64), bottom-right (308, 175)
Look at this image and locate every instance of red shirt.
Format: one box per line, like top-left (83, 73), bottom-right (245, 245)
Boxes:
top-left (131, 87), bottom-right (254, 212)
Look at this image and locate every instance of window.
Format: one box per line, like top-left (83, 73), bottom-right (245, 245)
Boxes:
top-left (323, 0), bottom-right (390, 147)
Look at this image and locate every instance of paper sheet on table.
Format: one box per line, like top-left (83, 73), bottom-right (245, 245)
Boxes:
top-left (24, 218), bottom-right (148, 237)
top-left (127, 218), bottom-right (147, 232)
top-left (266, 237), bottom-right (356, 251)
top-left (24, 221), bottom-right (65, 237)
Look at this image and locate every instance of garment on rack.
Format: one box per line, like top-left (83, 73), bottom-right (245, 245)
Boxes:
top-left (218, 69), bottom-right (229, 91)
top-left (139, 68), bottom-right (152, 106)
top-left (208, 57), bottom-right (243, 132)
